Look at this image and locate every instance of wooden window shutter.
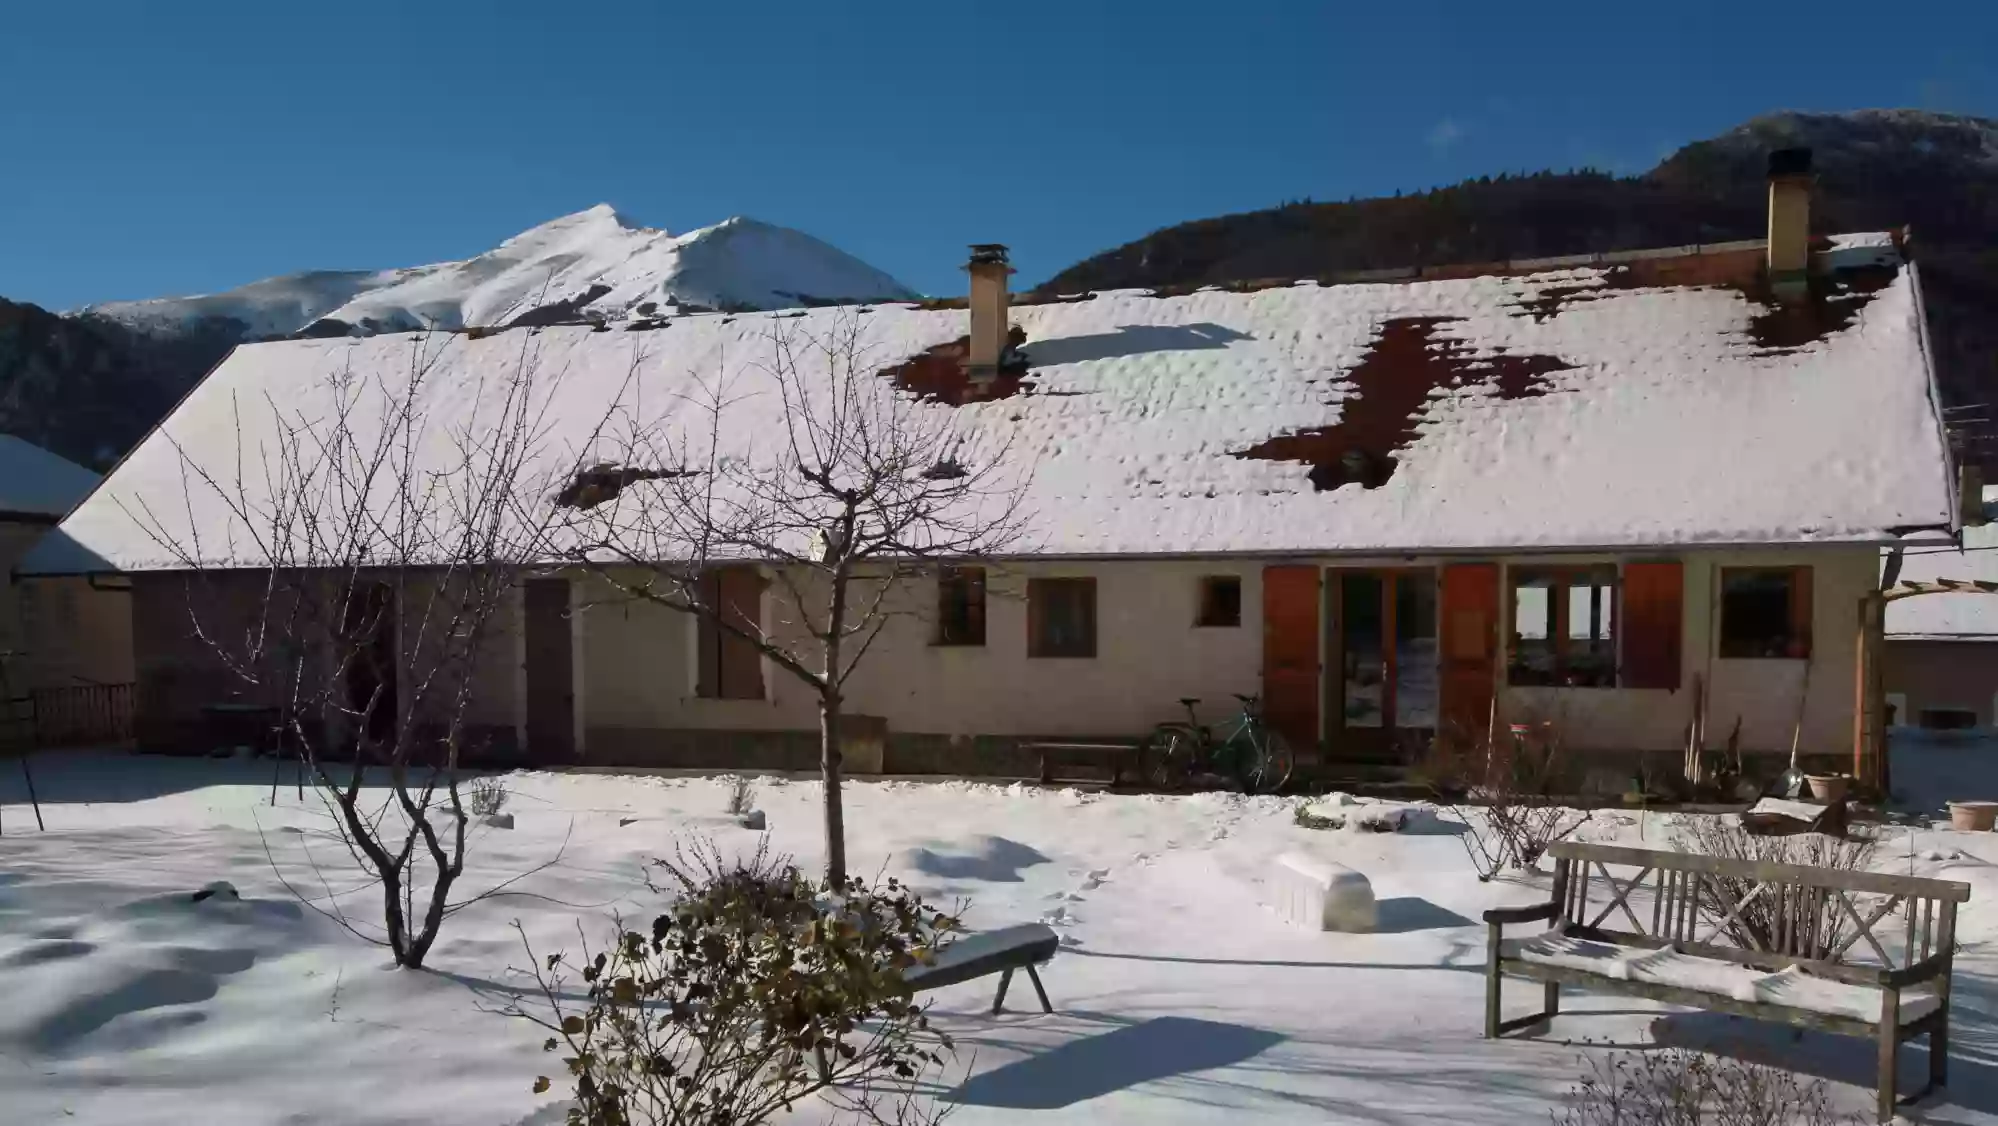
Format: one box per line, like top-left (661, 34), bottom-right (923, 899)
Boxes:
top-left (716, 566), bottom-right (766, 699)
top-left (1621, 561), bottom-right (1683, 690)
top-left (967, 568), bottom-right (987, 645)
top-left (1789, 565), bottom-right (1813, 658)
top-left (696, 570), bottom-right (721, 698)
top-left (1027, 579), bottom-right (1047, 656)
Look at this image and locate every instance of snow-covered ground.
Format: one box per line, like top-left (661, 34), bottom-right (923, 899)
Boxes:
top-left (82, 205), bottom-right (918, 338)
top-left (2, 748), bottom-right (1997, 1125)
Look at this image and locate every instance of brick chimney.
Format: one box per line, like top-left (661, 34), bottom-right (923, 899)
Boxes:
top-left (1766, 147), bottom-right (1812, 302)
top-left (965, 244), bottom-right (1012, 386)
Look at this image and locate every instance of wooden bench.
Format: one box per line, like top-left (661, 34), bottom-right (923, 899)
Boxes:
top-left (904, 922), bottom-right (1060, 1015)
top-left (1484, 841), bottom-right (1970, 1123)
top-left (1027, 742), bottom-right (1141, 787)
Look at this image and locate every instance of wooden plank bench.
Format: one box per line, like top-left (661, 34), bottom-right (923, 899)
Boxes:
top-left (904, 922), bottom-right (1060, 1015)
top-left (1027, 742), bottom-right (1141, 787)
top-left (1484, 840), bottom-right (1971, 1123)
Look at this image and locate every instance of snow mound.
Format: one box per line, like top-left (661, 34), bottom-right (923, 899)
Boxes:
top-left (83, 205), bottom-right (918, 339)
top-left (899, 835), bottom-right (1052, 883)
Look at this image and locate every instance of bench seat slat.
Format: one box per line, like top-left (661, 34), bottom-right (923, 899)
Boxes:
top-left (1499, 933), bottom-right (1941, 1026)
top-left (904, 923), bottom-right (1059, 994)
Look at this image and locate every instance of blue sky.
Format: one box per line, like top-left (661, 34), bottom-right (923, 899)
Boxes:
top-left (2, 1), bottom-right (1993, 309)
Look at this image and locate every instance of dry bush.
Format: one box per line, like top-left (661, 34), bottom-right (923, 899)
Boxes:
top-left (514, 841), bottom-right (961, 1125)
top-left (1414, 720), bottom-right (1591, 880)
top-left (1558, 1048), bottom-right (1863, 1125)
top-left (724, 776), bottom-right (758, 817)
top-left (1668, 816), bottom-right (1879, 953)
top-left (467, 775), bottom-right (510, 818)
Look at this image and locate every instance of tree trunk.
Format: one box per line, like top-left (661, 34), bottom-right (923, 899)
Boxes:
top-left (821, 565), bottom-right (851, 887)
top-left (820, 694), bottom-right (848, 887)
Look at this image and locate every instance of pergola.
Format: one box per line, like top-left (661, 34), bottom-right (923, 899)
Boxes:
top-left (1855, 576), bottom-right (1998, 792)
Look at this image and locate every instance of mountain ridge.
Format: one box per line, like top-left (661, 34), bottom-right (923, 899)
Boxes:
top-left (85, 205), bottom-right (918, 339)
top-left (0, 208), bottom-right (916, 469)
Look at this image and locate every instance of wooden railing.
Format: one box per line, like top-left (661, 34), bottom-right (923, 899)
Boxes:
top-left (20, 682), bottom-right (136, 748)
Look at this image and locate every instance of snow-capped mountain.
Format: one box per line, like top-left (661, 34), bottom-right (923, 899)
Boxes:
top-left (85, 205), bottom-right (919, 339)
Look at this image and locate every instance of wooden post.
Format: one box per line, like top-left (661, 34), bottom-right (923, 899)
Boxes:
top-left (1854, 593), bottom-right (1886, 793)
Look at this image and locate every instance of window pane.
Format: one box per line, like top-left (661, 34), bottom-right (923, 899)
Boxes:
top-left (1720, 570), bottom-right (1800, 659)
top-left (937, 567), bottom-right (985, 645)
top-left (1341, 573), bottom-right (1385, 728)
top-left (1032, 578), bottom-right (1095, 658)
top-left (1565, 570), bottom-right (1616, 687)
top-left (1509, 582), bottom-right (1556, 686)
top-left (1198, 575), bottom-right (1242, 627)
top-left (1394, 574), bottom-right (1438, 729)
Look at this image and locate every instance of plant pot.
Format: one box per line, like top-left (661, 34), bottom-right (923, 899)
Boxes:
top-left (1804, 774), bottom-right (1849, 804)
top-left (1949, 801), bottom-right (1998, 832)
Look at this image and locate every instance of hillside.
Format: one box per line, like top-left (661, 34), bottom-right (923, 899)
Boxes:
top-left (1044, 110), bottom-right (1998, 462)
top-left (0, 208), bottom-right (914, 470)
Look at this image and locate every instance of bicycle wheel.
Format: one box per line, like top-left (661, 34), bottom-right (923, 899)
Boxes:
top-left (1146, 725), bottom-right (1197, 791)
top-left (1236, 728), bottom-right (1295, 795)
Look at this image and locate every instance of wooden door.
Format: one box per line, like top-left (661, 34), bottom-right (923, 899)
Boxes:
top-left (523, 577), bottom-right (575, 760)
top-left (1262, 565), bottom-right (1321, 751)
top-left (1439, 563), bottom-right (1500, 744)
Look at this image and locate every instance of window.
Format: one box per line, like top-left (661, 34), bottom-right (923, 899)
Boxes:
top-left (1028, 578), bottom-right (1097, 658)
top-left (1920, 708), bottom-right (1978, 731)
top-left (1196, 575), bottom-right (1242, 628)
top-left (696, 566), bottom-right (766, 699)
top-left (1507, 566), bottom-right (1617, 687)
top-left (1718, 567), bottom-right (1812, 659)
top-left (935, 566), bottom-right (986, 646)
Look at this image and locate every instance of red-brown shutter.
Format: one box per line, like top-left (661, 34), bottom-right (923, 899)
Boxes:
top-left (1261, 565), bottom-right (1320, 750)
top-left (1788, 565), bottom-right (1814, 659)
top-left (716, 566), bottom-right (766, 699)
top-left (1440, 564), bottom-right (1501, 740)
top-left (1622, 561), bottom-right (1684, 691)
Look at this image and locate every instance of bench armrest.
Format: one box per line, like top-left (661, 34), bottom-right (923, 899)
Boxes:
top-left (1885, 951), bottom-right (1953, 990)
top-left (1483, 902), bottom-right (1558, 926)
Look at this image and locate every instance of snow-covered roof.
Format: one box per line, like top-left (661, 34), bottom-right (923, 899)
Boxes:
top-left (21, 234), bottom-right (1956, 574)
top-left (0, 435), bottom-right (99, 520)
top-left (1887, 487), bottom-right (1998, 640)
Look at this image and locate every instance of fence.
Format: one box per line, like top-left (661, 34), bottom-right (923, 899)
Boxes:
top-left (6, 683), bottom-right (137, 749)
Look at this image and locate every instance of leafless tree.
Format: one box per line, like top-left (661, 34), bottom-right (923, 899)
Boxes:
top-left (129, 330), bottom-right (566, 968)
top-left (554, 314), bottom-right (1030, 884)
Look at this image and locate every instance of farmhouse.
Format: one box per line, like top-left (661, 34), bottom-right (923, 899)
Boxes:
top-left (17, 155), bottom-right (1959, 783)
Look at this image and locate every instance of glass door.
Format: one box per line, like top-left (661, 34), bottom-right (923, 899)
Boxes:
top-left (1331, 569), bottom-right (1438, 751)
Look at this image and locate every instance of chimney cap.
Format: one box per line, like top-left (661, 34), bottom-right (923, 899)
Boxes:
top-left (1767, 147), bottom-right (1813, 180)
top-left (967, 244), bottom-right (1011, 267)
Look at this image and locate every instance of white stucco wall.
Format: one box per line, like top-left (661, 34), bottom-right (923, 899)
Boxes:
top-left (566, 546), bottom-right (1874, 760)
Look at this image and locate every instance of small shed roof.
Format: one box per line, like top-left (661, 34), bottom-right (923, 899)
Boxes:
top-left (0, 435), bottom-right (99, 521)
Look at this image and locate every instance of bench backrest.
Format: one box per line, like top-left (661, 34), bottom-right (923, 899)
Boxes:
top-left (1546, 841), bottom-right (1969, 972)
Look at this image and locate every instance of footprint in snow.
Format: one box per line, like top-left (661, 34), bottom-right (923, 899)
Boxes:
top-left (1041, 905), bottom-right (1074, 926)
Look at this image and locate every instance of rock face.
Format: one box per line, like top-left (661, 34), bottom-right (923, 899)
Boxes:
top-left (1043, 110), bottom-right (1998, 468)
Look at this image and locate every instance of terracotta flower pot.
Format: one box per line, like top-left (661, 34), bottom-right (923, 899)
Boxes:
top-left (1805, 774), bottom-right (1849, 804)
top-left (1949, 801), bottom-right (1998, 832)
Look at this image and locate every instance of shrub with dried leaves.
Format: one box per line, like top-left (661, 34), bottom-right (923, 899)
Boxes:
top-left (515, 842), bottom-right (961, 1125)
top-left (1558, 1047), bottom-right (1863, 1125)
top-left (1669, 815), bottom-right (1879, 954)
top-left (1414, 720), bottom-right (1590, 880)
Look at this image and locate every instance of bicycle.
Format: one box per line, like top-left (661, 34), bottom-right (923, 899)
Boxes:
top-left (1145, 693), bottom-right (1295, 795)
